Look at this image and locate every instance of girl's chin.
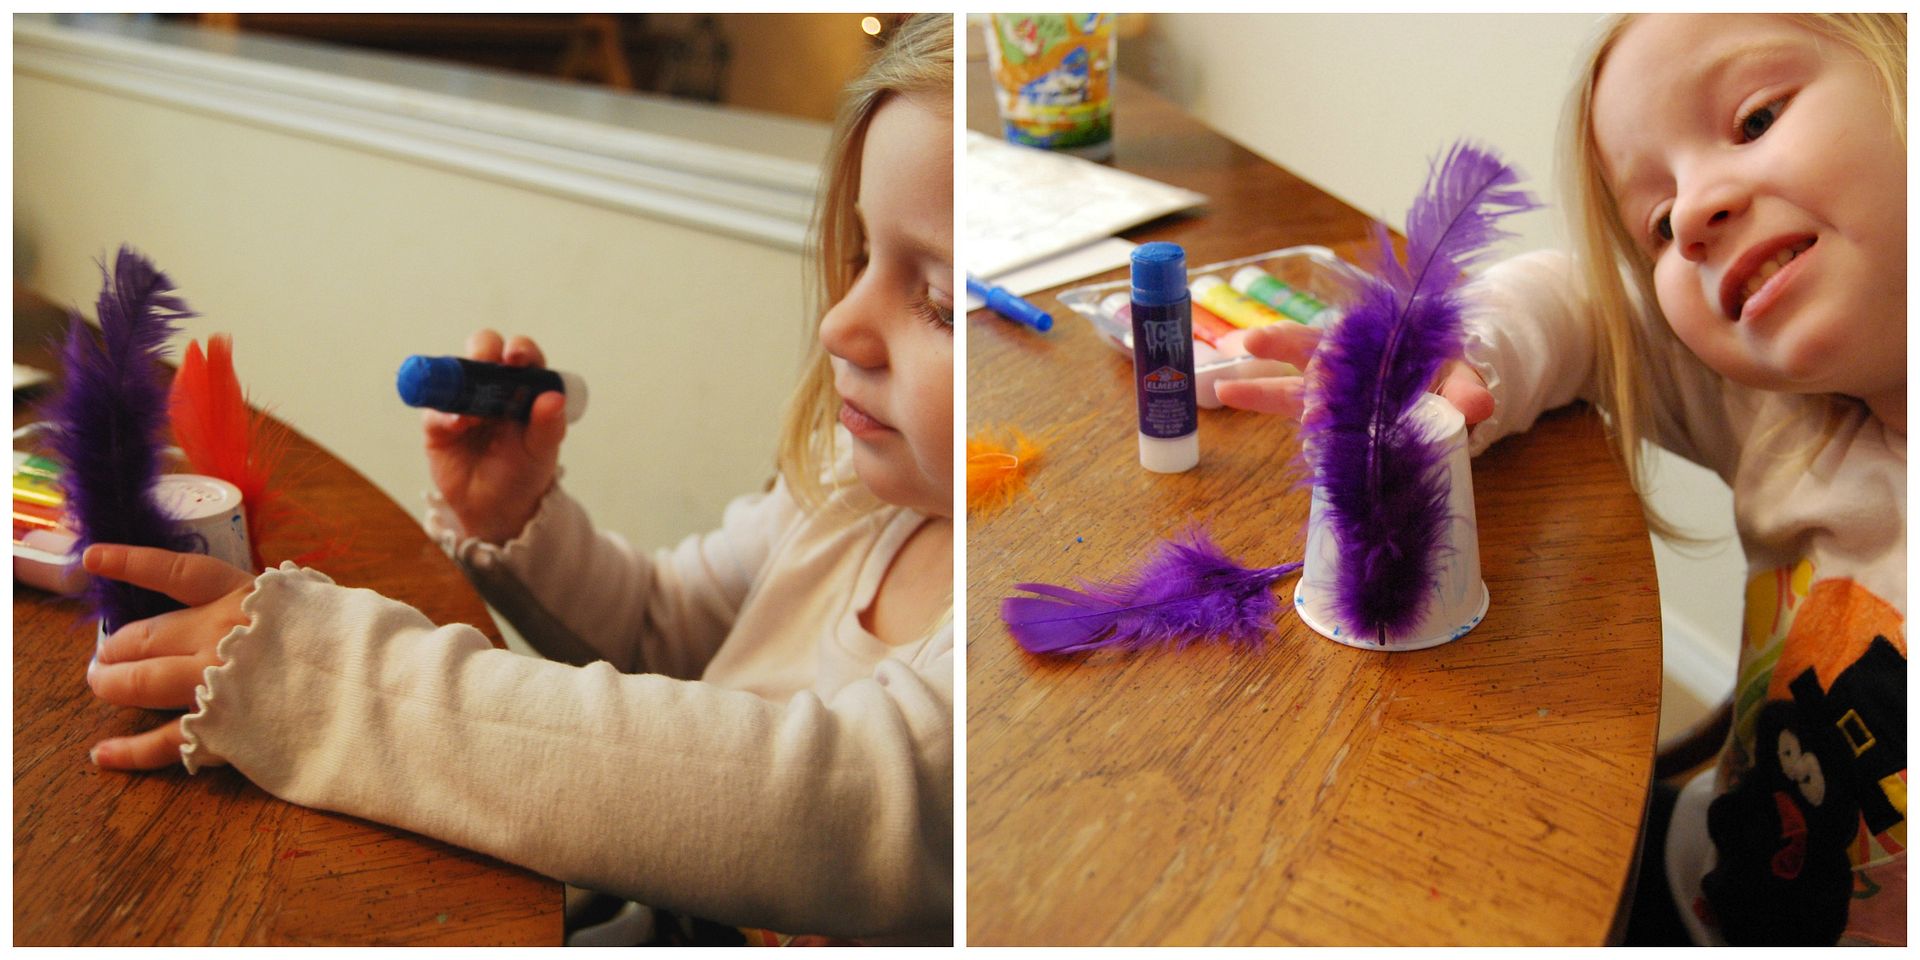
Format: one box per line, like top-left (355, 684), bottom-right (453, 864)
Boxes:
top-left (849, 451), bottom-right (948, 515)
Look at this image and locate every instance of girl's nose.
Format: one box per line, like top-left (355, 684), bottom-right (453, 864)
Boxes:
top-left (1672, 177), bottom-right (1748, 263)
top-left (818, 285), bottom-right (886, 369)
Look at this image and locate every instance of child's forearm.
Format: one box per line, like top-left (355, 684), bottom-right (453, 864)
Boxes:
top-left (1458, 249), bottom-right (1599, 456)
top-left (182, 572), bottom-right (954, 941)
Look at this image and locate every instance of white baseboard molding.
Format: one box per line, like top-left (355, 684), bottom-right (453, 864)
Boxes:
top-left (14, 15), bottom-right (824, 251)
top-left (1660, 608), bottom-right (1738, 708)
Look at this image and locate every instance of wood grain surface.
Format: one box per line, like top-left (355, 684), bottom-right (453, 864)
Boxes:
top-left (964, 67), bottom-right (1662, 946)
top-left (13, 289), bottom-right (561, 945)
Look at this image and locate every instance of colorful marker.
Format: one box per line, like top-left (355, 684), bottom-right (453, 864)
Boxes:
top-left (1230, 266), bottom-right (1336, 326)
top-left (1189, 275), bottom-right (1287, 329)
top-left (967, 275), bottom-right (1053, 333)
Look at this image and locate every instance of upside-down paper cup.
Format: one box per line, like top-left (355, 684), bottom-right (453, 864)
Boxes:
top-left (95, 473), bottom-right (251, 643)
top-left (1293, 392), bottom-right (1488, 651)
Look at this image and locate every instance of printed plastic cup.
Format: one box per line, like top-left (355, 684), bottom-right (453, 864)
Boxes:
top-left (153, 473), bottom-right (251, 572)
top-left (983, 13), bottom-right (1116, 161)
top-left (1293, 393), bottom-right (1489, 651)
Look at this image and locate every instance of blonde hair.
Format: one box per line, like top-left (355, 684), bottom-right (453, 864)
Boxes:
top-left (776, 13), bottom-right (954, 508)
top-left (1560, 13), bottom-right (1906, 540)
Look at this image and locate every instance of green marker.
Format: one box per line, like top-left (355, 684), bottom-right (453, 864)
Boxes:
top-left (1230, 266), bottom-right (1336, 327)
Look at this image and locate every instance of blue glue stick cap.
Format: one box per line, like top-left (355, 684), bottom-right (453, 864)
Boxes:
top-left (396, 355), bottom-right (463, 411)
top-left (1131, 242), bottom-right (1188, 307)
top-left (396, 355), bottom-right (590, 423)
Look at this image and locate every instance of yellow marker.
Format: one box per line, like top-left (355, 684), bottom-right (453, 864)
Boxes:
top-left (1189, 275), bottom-right (1286, 329)
top-left (12, 458), bottom-right (62, 507)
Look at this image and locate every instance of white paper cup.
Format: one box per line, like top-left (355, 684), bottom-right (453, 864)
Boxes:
top-left (1294, 392), bottom-right (1489, 651)
top-left (153, 473), bottom-right (251, 572)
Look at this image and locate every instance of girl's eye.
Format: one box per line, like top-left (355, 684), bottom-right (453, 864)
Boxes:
top-left (915, 286), bottom-right (954, 328)
top-left (1736, 98), bottom-right (1786, 143)
top-left (1654, 212), bottom-right (1673, 244)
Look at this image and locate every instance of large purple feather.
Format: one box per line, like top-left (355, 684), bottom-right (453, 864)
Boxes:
top-left (1001, 528), bottom-right (1302, 655)
top-left (46, 246), bottom-right (199, 633)
top-left (1305, 142), bottom-right (1536, 644)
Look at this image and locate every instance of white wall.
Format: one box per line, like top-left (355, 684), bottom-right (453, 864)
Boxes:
top-left (1130, 14), bottom-right (1743, 709)
top-left (14, 16), bottom-right (819, 570)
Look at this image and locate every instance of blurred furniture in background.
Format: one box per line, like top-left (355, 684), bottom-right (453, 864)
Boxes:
top-left (190, 13), bottom-right (664, 94)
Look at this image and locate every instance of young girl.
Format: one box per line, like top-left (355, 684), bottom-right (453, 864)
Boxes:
top-left (80, 13), bottom-right (955, 946)
top-left (1217, 13), bottom-right (1904, 947)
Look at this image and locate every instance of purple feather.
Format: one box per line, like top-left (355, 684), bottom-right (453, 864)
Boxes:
top-left (46, 246), bottom-right (199, 633)
top-left (1305, 141), bottom-right (1536, 644)
top-left (1001, 528), bottom-right (1303, 655)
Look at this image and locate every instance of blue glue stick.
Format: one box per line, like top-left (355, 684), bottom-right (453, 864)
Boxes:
top-left (396, 356), bottom-right (588, 423)
top-left (1129, 242), bottom-right (1198, 473)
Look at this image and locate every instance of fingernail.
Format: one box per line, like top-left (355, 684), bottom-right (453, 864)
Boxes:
top-left (88, 744), bottom-right (101, 766)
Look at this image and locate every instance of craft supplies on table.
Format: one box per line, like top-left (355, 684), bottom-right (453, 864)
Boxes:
top-left (1056, 245), bottom-right (1362, 407)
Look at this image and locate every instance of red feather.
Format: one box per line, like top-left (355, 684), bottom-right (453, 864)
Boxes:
top-left (168, 335), bottom-right (307, 571)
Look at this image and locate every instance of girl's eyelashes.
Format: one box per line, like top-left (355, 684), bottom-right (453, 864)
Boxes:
top-left (1652, 207), bottom-right (1674, 246)
top-left (1736, 96), bottom-right (1788, 143)
top-left (915, 285), bottom-right (955, 328)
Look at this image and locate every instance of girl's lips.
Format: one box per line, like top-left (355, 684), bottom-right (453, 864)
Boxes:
top-left (1721, 236), bottom-right (1816, 321)
top-left (838, 397), bottom-right (892, 437)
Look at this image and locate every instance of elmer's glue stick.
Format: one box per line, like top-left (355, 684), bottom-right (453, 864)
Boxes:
top-left (1130, 243), bottom-right (1199, 473)
top-left (397, 356), bottom-right (588, 423)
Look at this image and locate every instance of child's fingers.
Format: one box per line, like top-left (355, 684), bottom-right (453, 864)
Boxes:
top-left (465, 329), bottom-right (505, 364)
top-left (90, 721), bottom-right (189, 772)
top-left (87, 653), bottom-right (214, 711)
top-left (81, 545), bottom-right (252, 606)
top-left (1434, 362), bottom-right (1495, 426)
top-left (502, 335), bottom-right (547, 369)
top-left (524, 390), bottom-right (569, 458)
top-left (1215, 376), bottom-right (1306, 417)
top-left (422, 409), bottom-right (478, 446)
top-left (1240, 323), bottom-right (1323, 367)
top-left (96, 607), bottom-right (229, 665)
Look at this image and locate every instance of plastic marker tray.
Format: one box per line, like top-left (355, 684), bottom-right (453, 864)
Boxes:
top-left (1055, 245), bottom-right (1367, 407)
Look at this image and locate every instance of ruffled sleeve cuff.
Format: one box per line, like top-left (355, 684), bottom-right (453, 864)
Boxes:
top-left (178, 561), bottom-right (336, 774)
top-left (422, 477), bottom-right (582, 580)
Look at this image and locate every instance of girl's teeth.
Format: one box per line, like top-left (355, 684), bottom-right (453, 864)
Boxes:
top-left (1743, 245), bottom-right (1804, 300)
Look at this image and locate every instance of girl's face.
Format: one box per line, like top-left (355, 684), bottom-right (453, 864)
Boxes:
top-left (1592, 15), bottom-right (1905, 407)
top-left (819, 93), bottom-right (954, 517)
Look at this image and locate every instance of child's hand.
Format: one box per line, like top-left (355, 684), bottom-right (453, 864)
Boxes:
top-left (1214, 323), bottom-right (1495, 425)
top-left (423, 329), bottom-right (568, 544)
top-left (82, 544), bottom-right (256, 771)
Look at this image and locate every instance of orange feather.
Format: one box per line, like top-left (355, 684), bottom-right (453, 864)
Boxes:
top-left (167, 335), bottom-right (302, 571)
top-left (967, 426), bottom-right (1044, 516)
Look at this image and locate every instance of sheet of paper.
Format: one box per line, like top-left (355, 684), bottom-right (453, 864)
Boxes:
top-left (965, 131), bottom-right (1206, 279)
top-left (965, 236), bottom-right (1137, 311)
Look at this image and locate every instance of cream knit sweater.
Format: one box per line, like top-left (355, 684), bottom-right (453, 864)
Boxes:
top-left (180, 469), bottom-right (953, 944)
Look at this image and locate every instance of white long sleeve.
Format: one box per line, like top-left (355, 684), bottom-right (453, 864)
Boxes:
top-left (180, 478), bottom-right (954, 943)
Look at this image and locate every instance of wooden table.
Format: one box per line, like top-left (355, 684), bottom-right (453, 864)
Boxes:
top-left (965, 67), bottom-right (1663, 945)
top-left (13, 288), bottom-right (562, 945)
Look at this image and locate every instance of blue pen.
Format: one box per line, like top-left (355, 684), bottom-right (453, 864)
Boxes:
top-left (966, 275), bottom-right (1053, 333)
